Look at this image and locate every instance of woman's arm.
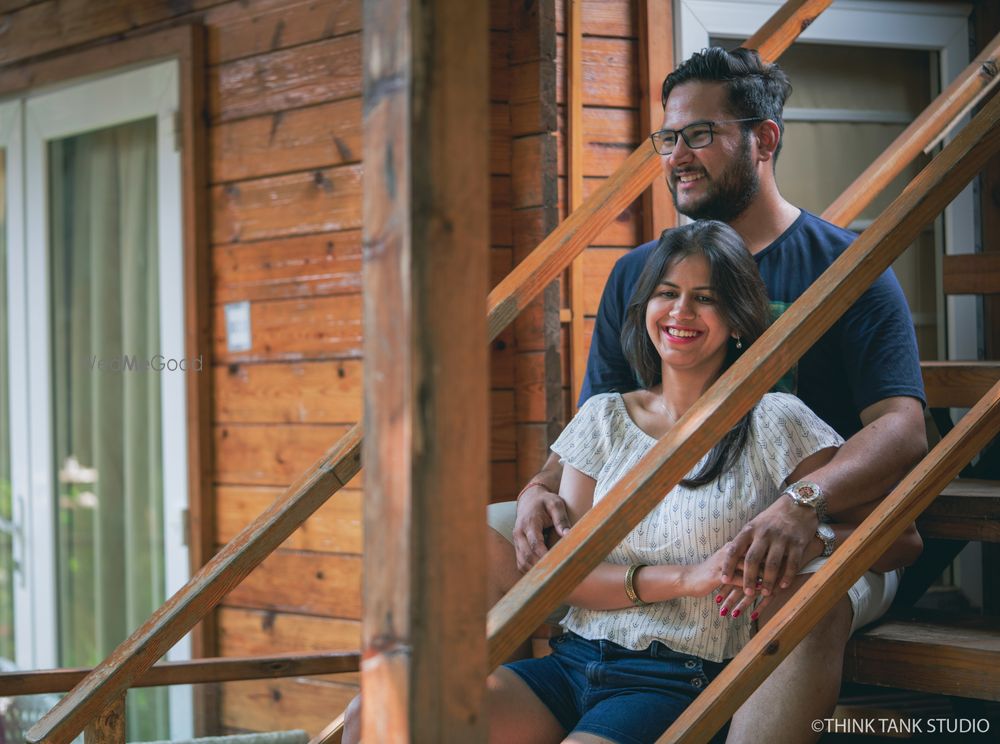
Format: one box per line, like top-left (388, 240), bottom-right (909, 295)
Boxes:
top-left (554, 463), bottom-right (718, 610)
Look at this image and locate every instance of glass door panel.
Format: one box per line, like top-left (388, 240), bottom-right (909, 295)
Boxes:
top-left (47, 118), bottom-right (168, 741)
top-left (0, 148), bottom-right (12, 668)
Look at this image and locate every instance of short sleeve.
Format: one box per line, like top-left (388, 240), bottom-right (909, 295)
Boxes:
top-left (752, 393), bottom-right (845, 489)
top-left (550, 394), bottom-right (619, 480)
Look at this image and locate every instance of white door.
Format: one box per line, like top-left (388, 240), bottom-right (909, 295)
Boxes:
top-left (1, 61), bottom-right (193, 741)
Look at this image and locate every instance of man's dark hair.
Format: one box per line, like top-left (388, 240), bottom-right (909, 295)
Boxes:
top-left (620, 220), bottom-right (771, 487)
top-left (661, 46), bottom-right (792, 160)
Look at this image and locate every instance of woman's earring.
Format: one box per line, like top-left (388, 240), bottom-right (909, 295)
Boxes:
top-left (735, 336), bottom-right (743, 350)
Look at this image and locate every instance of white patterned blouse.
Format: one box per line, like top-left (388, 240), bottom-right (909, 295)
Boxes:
top-left (552, 391), bottom-right (843, 663)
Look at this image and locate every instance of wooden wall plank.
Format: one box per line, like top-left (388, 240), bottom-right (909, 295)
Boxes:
top-left (211, 99), bottom-right (362, 183)
top-left (211, 294), bottom-right (363, 364)
top-left (558, 176), bottom-right (642, 246)
top-left (206, 0), bottom-right (362, 65)
top-left (215, 486), bottom-right (362, 554)
top-left (582, 248), bottom-right (627, 315)
top-left (638, 0), bottom-right (675, 240)
top-left (0, 0), bottom-right (221, 67)
top-left (213, 361), bottom-right (362, 424)
top-left (943, 252), bottom-right (1000, 295)
top-left (209, 34), bottom-right (361, 122)
top-left (555, 36), bottom-right (636, 108)
top-left (220, 677), bottom-right (357, 738)
top-left (211, 165), bottom-right (362, 244)
top-left (217, 607), bottom-right (360, 655)
top-left (556, 106), bottom-right (638, 177)
top-left (554, 0), bottom-right (635, 37)
top-left (212, 231), bottom-right (362, 303)
top-left (213, 423), bottom-right (354, 486)
top-left (225, 550), bottom-right (362, 618)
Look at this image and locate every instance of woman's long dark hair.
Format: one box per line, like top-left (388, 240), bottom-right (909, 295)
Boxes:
top-left (620, 220), bottom-right (771, 487)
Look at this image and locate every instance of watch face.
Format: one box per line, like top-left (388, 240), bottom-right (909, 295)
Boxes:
top-left (817, 524), bottom-right (835, 540)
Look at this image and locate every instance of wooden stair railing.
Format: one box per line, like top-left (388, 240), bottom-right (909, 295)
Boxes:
top-left (656, 377), bottom-right (1000, 743)
top-left (486, 82), bottom-right (1000, 667)
top-left (27, 4), bottom-right (1000, 742)
top-left (0, 652), bottom-right (360, 697)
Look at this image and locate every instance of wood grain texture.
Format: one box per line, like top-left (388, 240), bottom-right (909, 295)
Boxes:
top-left (217, 607), bottom-right (360, 656)
top-left (211, 165), bottom-right (362, 244)
top-left (555, 35), bottom-right (636, 108)
top-left (212, 231), bottom-right (362, 304)
top-left (206, 0), bottom-right (362, 64)
top-left (488, 85), bottom-right (1000, 673)
top-left (554, 0), bottom-right (634, 38)
top-left (638, 0), bottom-right (676, 241)
top-left (921, 361), bottom-right (1000, 408)
top-left (210, 99), bottom-right (362, 183)
top-left (943, 252), bottom-right (1000, 295)
top-left (918, 479), bottom-right (1000, 542)
top-left (83, 695), bottom-right (125, 744)
top-left (3, 652), bottom-right (359, 696)
top-left (215, 486), bottom-right (362, 553)
top-left (220, 676), bottom-right (358, 737)
top-left (360, 0), bottom-right (489, 739)
top-left (555, 106), bottom-right (638, 177)
top-left (209, 34), bottom-right (361, 122)
top-left (845, 611), bottom-right (1000, 700)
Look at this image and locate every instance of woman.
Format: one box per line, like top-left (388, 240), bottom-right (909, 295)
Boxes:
top-left (485, 221), bottom-right (919, 744)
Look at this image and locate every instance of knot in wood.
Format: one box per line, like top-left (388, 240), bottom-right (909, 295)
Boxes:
top-left (800, 16), bottom-right (815, 32)
top-left (982, 60), bottom-right (998, 80)
top-left (764, 640), bottom-right (780, 655)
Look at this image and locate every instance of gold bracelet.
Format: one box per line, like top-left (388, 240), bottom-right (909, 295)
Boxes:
top-left (624, 564), bottom-right (648, 606)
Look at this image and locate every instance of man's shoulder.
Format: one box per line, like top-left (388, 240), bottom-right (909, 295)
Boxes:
top-left (613, 238), bottom-right (658, 278)
top-left (789, 210), bottom-right (856, 254)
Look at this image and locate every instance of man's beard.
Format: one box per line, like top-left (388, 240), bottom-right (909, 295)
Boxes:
top-left (670, 134), bottom-right (759, 223)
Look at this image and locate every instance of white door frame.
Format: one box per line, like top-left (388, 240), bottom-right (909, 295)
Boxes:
top-left (678, 0), bottom-right (977, 360)
top-left (4, 60), bottom-right (192, 737)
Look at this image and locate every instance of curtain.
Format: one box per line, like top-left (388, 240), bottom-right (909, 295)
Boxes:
top-left (48, 117), bottom-right (168, 741)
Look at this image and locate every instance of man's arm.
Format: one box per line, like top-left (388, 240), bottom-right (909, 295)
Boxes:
top-left (721, 395), bottom-right (927, 597)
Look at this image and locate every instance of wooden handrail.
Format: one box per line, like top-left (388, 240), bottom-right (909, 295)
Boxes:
top-left (658, 378), bottom-right (1000, 742)
top-left (2, 652), bottom-right (360, 696)
top-left (486, 87), bottom-right (1000, 667)
top-left (26, 426), bottom-right (361, 744)
top-left (824, 30), bottom-right (1000, 228)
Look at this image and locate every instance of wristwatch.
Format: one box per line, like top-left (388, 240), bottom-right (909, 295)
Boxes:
top-left (783, 480), bottom-right (828, 523)
top-left (815, 523), bottom-right (836, 557)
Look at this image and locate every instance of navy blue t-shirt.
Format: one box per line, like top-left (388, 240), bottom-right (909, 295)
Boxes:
top-left (579, 210), bottom-right (925, 439)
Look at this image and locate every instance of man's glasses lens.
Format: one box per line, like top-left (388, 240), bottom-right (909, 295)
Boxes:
top-left (650, 122), bottom-right (715, 155)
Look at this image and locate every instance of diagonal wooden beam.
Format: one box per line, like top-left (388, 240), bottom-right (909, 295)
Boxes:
top-left (658, 378), bottom-right (1000, 742)
top-left (487, 84), bottom-right (1000, 668)
top-left (824, 30), bottom-right (1000, 228)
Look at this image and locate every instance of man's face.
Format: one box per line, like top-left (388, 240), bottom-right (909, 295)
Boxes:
top-left (661, 81), bottom-right (760, 222)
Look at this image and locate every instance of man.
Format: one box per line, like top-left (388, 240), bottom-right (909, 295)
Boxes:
top-left (489, 47), bottom-right (927, 742)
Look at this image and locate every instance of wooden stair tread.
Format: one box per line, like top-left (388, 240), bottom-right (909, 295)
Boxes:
top-left (920, 360), bottom-right (1000, 409)
top-left (917, 478), bottom-right (1000, 541)
top-left (845, 611), bottom-right (1000, 700)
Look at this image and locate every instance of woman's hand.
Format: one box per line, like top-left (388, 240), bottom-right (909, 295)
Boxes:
top-left (682, 546), bottom-right (731, 597)
top-left (714, 584), bottom-right (771, 621)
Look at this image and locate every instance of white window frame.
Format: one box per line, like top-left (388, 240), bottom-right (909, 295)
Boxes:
top-left (678, 0), bottom-right (977, 360)
top-left (3, 60), bottom-right (192, 737)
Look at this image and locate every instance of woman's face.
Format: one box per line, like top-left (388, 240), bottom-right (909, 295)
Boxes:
top-left (645, 253), bottom-right (735, 376)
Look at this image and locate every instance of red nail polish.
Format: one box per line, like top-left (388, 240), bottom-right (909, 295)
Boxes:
top-left (715, 595), bottom-right (723, 604)
top-left (720, 607), bottom-right (729, 617)
top-left (750, 611), bottom-right (759, 621)
top-left (732, 609), bottom-right (741, 618)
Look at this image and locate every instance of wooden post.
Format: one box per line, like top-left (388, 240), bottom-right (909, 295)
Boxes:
top-left (83, 695), bottom-right (125, 744)
top-left (567, 0), bottom-right (586, 411)
top-left (638, 0), bottom-right (676, 240)
top-left (361, 0), bottom-right (489, 740)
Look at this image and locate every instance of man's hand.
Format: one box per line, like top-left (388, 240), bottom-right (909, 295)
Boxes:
top-left (512, 484), bottom-right (571, 572)
top-left (720, 495), bottom-right (819, 598)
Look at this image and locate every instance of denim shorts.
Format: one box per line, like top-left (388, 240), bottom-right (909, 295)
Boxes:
top-left (504, 631), bottom-right (728, 744)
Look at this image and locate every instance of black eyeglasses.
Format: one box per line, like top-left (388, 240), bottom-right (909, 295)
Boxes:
top-left (649, 118), bottom-right (763, 156)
